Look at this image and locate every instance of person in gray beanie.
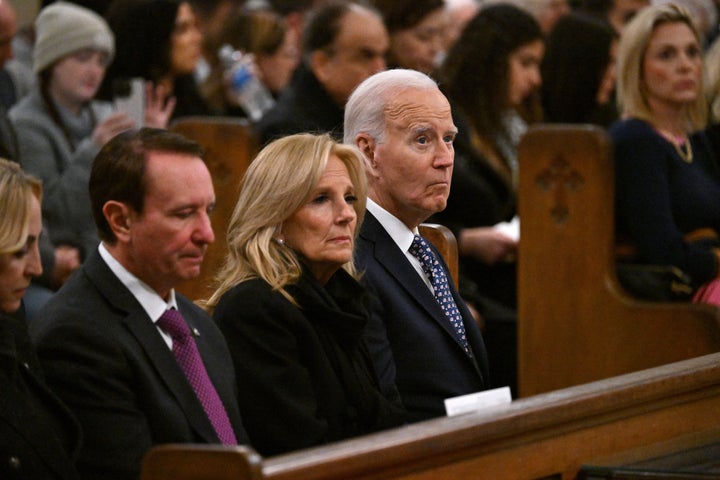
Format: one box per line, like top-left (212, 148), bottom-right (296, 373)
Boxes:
top-left (8, 2), bottom-right (175, 304)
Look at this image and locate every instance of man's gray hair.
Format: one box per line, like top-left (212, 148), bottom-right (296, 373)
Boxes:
top-left (343, 69), bottom-right (439, 145)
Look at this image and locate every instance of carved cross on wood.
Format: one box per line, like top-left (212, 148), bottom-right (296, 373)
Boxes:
top-left (535, 154), bottom-right (584, 224)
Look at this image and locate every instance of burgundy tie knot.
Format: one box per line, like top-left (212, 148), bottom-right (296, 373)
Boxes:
top-left (157, 308), bottom-right (191, 340)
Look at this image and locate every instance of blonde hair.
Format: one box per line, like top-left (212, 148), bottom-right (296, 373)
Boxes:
top-left (0, 158), bottom-right (42, 255)
top-left (203, 133), bottom-right (367, 310)
top-left (616, 3), bottom-right (707, 132)
top-left (705, 35), bottom-right (720, 123)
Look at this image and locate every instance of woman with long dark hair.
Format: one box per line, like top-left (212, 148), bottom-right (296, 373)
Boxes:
top-left (100, 0), bottom-right (214, 119)
top-left (542, 12), bottom-right (619, 126)
top-left (432, 4), bottom-right (545, 394)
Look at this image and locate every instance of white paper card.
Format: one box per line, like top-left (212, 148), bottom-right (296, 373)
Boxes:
top-left (444, 386), bottom-right (512, 417)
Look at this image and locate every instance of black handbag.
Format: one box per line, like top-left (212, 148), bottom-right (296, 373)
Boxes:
top-left (615, 264), bottom-right (695, 302)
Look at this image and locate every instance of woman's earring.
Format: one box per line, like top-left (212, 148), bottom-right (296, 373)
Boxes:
top-left (275, 238), bottom-right (285, 245)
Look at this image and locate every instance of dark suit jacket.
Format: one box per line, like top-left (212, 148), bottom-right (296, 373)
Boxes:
top-left (355, 213), bottom-right (489, 422)
top-left (0, 103), bottom-right (18, 161)
top-left (30, 250), bottom-right (249, 480)
top-left (254, 64), bottom-right (344, 146)
top-left (0, 311), bottom-right (81, 480)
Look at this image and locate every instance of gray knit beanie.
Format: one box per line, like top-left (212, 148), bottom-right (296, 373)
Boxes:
top-left (33, 1), bottom-right (115, 74)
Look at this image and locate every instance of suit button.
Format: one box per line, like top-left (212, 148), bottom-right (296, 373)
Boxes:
top-left (21, 362), bottom-right (30, 370)
top-left (8, 456), bottom-right (21, 470)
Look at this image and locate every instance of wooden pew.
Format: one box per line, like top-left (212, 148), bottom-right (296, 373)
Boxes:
top-left (142, 445), bottom-right (262, 480)
top-left (169, 116), bottom-right (259, 301)
top-left (517, 124), bottom-right (720, 397)
top-left (141, 352), bottom-right (720, 480)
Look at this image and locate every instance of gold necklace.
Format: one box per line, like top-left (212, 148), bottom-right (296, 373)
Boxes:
top-left (655, 128), bottom-right (693, 163)
top-left (672, 136), bottom-right (693, 163)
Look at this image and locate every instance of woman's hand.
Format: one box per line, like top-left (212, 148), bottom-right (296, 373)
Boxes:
top-left (144, 82), bottom-right (176, 128)
top-left (92, 112), bottom-right (136, 147)
top-left (459, 227), bottom-right (518, 265)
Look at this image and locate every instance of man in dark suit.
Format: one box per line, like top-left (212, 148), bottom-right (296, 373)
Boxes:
top-left (255, 1), bottom-right (388, 145)
top-left (31, 128), bottom-right (249, 480)
top-left (345, 69), bottom-right (490, 422)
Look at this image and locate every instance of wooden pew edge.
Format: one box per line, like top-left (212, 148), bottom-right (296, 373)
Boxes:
top-left (261, 352), bottom-right (720, 479)
top-left (141, 444), bottom-right (263, 480)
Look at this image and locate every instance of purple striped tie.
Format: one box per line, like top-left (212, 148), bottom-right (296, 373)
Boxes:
top-left (157, 309), bottom-right (237, 445)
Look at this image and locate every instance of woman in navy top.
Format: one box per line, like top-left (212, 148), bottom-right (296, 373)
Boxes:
top-left (610, 3), bottom-right (720, 302)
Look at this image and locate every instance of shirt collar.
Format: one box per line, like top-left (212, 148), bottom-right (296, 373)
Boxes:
top-left (366, 198), bottom-right (419, 253)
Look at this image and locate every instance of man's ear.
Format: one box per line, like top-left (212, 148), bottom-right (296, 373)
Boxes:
top-left (355, 133), bottom-right (377, 167)
top-left (103, 201), bottom-right (133, 242)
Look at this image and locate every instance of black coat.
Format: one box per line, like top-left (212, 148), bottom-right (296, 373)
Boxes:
top-left (30, 250), bottom-right (249, 480)
top-left (213, 268), bottom-right (406, 456)
top-left (0, 310), bottom-right (81, 480)
top-left (254, 65), bottom-right (345, 145)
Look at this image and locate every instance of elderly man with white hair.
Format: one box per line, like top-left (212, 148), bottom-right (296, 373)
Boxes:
top-left (346, 69), bottom-right (490, 422)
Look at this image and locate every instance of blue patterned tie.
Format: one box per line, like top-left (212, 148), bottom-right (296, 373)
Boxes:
top-left (409, 234), bottom-right (471, 356)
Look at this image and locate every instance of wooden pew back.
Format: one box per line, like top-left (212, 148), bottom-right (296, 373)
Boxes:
top-left (142, 352), bottom-right (720, 480)
top-left (169, 117), bottom-right (259, 301)
top-left (517, 124), bottom-right (720, 397)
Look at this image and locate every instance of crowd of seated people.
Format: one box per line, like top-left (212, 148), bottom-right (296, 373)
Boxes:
top-left (5, 0), bottom-right (720, 477)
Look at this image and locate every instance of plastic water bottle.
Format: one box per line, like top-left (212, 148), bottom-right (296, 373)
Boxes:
top-left (218, 44), bottom-right (275, 121)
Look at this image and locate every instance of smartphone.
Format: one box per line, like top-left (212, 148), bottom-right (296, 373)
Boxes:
top-left (113, 77), bottom-right (145, 127)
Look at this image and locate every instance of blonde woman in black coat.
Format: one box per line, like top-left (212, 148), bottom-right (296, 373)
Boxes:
top-left (204, 134), bottom-right (406, 456)
top-left (0, 158), bottom-right (81, 480)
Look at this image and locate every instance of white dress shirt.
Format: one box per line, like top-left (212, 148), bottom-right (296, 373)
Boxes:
top-left (98, 243), bottom-right (178, 349)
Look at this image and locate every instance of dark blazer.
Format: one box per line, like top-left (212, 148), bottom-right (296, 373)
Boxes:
top-left (213, 269), bottom-right (406, 456)
top-left (0, 103), bottom-right (18, 161)
top-left (355, 212), bottom-right (489, 422)
top-left (0, 311), bottom-right (81, 480)
top-left (254, 64), bottom-right (345, 146)
top-left (30, 250), bottom-right (249, 480)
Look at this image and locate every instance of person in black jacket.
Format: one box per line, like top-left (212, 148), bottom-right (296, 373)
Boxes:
top-left (204, 133), bottom-right (406, 456)
top-left (30, 129), bottom-right (249, 480)
top-left (255, 1), bottom-right (388, 144)
top-left (0, 158), bottom-right (82, 480)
